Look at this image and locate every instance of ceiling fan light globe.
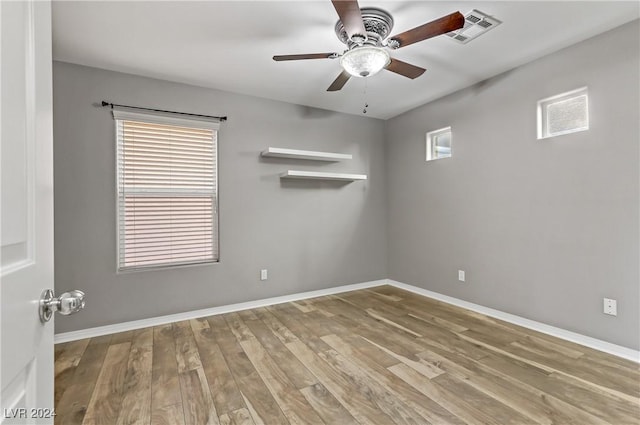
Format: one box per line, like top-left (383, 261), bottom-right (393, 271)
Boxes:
top-left (340, 47), bottom-right (390, 78)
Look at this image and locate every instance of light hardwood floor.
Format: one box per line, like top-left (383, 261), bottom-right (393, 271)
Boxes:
top-left (54, 286), bottom-right (640, 425)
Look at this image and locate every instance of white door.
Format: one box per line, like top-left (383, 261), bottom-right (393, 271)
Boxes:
top-left (1, 1), bottom-right (55, 424)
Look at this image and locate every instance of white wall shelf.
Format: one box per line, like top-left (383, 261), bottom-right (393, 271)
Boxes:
top-left (280, 170), bottom-right (367, 181)
top-left (261, 147), bottom-right (352, 161)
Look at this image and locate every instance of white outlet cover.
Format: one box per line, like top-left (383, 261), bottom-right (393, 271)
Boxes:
top-left (260, 269), bottom-right (268, 281)
top-left (458, 270), bottom-right (465, 282)
top-left (603, 298), bottom-right (617, 316)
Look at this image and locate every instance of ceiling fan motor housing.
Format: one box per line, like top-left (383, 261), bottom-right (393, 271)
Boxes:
top-left (335, 7), bottom-right (394, 49)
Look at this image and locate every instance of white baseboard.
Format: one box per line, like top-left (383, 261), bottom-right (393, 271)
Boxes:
top-left (388, 279), bottom-right (640, 363)
top-left (53, 279), bottom-right (386, 344)
top-left (55, 278), bottom-right (640, 363)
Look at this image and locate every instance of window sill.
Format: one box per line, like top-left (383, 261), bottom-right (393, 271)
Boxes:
top-left (116, 259), bottom-right (220, 274)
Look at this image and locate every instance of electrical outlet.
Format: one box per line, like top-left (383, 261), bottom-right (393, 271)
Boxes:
top-left (260, 269), bottom-right (268, 281)
top-left (603, 298), bottom-right (617, 316)
top-left (458, 270), bottom-right (465, 282)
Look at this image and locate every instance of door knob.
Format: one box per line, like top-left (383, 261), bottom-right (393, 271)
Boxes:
top-left (39, 289), bottom-right (85, 323)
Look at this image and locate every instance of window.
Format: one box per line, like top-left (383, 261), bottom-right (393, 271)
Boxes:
top-left (426, 127), bottom-right (452, 161)
top-left (114, 109), bottom-right (219, 271)
top-left (537, 87), bottom-right (589, 139)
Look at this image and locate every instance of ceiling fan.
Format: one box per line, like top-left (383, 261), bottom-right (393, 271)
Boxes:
top-left (273, 0), bottom-right (465, 92)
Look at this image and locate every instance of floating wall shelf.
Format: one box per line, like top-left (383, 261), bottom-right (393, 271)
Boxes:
top-left (261, 147), bottom-right (352, 161)
top-left (280, 170), bottom-right (367, 181)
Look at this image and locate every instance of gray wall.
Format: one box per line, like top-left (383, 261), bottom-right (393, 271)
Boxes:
top-left (53, 62), bottom-right (387, 333)
top-left (386, 20), bottom-right (639, 349)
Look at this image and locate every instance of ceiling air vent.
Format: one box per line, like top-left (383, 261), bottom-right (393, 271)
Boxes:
top-left (446, 9), bottom-right (501, 44)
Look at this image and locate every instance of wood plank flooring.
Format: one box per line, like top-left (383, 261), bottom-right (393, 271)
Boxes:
top-left (54, 286), bottom-right (640, 424)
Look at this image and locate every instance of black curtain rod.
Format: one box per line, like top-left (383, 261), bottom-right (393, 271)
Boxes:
top-left (100, 101), bottom-right (227, 122)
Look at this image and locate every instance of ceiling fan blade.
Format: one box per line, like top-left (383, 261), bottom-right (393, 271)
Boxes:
top-left (327, 71), bottom-right (351, 92)
top-left (273, 53), bottom-right (338, 61)
top-left (331, 0), bottom-right (366, 40)
top-left (388, 11), bottom-right (464, 49)
top-left (385, 58), bottom-right (426, 79)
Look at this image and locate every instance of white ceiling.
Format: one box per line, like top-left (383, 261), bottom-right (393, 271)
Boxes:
top-left (52, 1), bottom-right (639, 119)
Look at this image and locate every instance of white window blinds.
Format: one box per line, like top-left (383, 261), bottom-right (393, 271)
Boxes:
top-left (114, 109), bottom-right (219, 270)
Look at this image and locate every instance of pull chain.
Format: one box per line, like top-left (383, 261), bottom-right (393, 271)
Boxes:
top-left (362, 79), bottom-right (369, 114)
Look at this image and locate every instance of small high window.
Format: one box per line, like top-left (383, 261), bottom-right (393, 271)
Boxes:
top-left (537, 87), bottom-right (589, 139)
top-left (426, 127), bottom-right (452, 161)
